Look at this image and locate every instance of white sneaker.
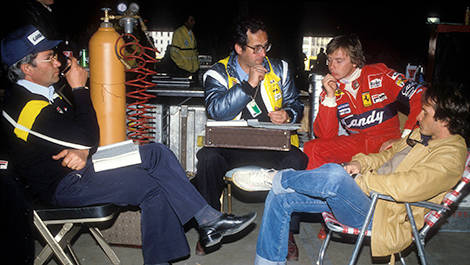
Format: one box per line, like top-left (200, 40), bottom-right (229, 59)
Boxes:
top-left (232, 168), bottom-right (278, 191)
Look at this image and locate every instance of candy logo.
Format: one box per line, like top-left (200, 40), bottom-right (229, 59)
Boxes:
top-left (344, 110), bottom-right (384, 128)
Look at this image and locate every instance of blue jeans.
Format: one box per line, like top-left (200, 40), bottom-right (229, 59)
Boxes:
top-left (255, 163), bottom-right (372, 265)
top-left (53, 143), bottom-right (207, 264)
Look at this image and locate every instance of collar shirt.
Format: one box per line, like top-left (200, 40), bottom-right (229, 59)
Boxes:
top-left (17, 79), bottom-right (55, 103)
top-left (235, 56), bottom-right (249, 82)
top-left (340, 68), bottom-right (362, 99)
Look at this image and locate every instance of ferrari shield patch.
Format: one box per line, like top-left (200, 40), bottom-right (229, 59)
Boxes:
top-left (361, 92), bottom-right (372, 107)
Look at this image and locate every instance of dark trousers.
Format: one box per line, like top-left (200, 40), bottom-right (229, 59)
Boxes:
top-left (1, 171), bottom-right (34, 265)
top-left (53, 143), bottom-right (207, 264)
top-left (194, 146), bottom-right (308, 229)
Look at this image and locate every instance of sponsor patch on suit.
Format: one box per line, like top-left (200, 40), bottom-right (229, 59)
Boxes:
top-left (372, 93), bottom-right (387, 104)
top-left (338, 103), bottom-right (351, 116)
top-left (361, 92), bottom-right (372, 107)
top-left (368, 75), bottom-right (383, 89)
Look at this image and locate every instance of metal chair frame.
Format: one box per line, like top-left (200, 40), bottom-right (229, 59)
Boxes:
top-left (317, 153), bottom-right (470, 265)
top-left (33, 204), bottom-right (121, 265)
top-left (222, 165), bottom-right (266, 214)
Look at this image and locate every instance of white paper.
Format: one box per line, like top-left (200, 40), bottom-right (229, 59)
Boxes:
top-left (92, 140), bottom-right (142, 172)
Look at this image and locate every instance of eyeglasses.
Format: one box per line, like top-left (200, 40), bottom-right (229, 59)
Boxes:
top-left (406, 132), bottom-right (423, 147)
top-left (405, 124), bottom-right (427, 147)
top-left (245, 43), bottom-right (272, 54)
top-left (37, 53), bottom-right (58, 64)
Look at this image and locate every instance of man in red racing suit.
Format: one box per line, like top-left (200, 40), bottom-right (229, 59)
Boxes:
top-left (304, 34), bottom-right (425, 170)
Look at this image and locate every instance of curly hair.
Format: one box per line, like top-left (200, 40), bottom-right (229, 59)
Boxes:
top-left (326, 34), bottom-right (366, 68)
top-left (233, 17), bottom-right (267, 48)
top-left (424, 81), bottom-right (470, 144)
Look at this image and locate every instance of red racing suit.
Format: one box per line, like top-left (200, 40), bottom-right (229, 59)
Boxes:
top-left (304, 63), bottom-right (425, 169)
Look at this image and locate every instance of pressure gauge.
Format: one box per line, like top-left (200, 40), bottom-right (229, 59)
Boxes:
top-left (117, 2), bottom-right (128, 13)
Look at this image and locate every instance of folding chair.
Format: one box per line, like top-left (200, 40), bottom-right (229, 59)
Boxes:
top-left (317, 153), bottom-right (470, 265)
top-left (222, 165), bottom-right (266, 214)
top-left (33, 203), bottom-right (121, 265)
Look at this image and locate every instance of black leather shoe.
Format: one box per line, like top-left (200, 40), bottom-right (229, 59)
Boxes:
top-left (199, 212), bottom-right (257, 247)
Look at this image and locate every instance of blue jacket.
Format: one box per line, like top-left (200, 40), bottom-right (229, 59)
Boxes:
top-left (202, 52), bottom-right (304, 123)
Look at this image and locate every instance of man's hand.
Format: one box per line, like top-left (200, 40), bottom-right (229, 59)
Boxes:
top-left (268, 108), bottom-right (290, 124)
top-left (321, 74), bottom-right (338, 98)
top-left (64, 57), bottom-right (88, 89)
top-left (343, 161), bottom-right (361, 175)
top-left (52, 149), bottom-right (89, 170)
top-left (247, 65), bottom-right (268, 88)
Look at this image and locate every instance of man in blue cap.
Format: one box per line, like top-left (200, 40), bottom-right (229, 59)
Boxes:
top-left (1, 25), bottom-right (256, 265)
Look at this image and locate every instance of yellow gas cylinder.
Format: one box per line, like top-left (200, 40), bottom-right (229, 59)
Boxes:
top-left (89, 10), bottom-right (126, 146)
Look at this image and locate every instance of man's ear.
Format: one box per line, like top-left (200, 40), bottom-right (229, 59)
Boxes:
top-left (438, 118), bottom-right (450, 130)
top-left (234, 43), bottom-right (243, 55)
top-left (20, 63), bottom-right (32, 77)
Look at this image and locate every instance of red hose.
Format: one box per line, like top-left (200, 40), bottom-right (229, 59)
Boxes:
top-left (116, 33), bottom-right (158, 145)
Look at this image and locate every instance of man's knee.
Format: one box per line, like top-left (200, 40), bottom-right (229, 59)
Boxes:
top-left (282, 148), bottom-right (308, 170)
top-left (304, 139), bottom-right (329, 169)
top-left (294, 150), bottom-right (309, 169)
top-left (320, 163), bottom-right (349, 185)
top-left (304, 138), bottom-right (333, 156)
top-left (265, 191), bottom-right (288, 212)
top-left (196, 147), bottom-right (224, 163)
top-left (145, 142), bottom-right (172, 155)
top-left (140, 143), bottom-right (178, 163)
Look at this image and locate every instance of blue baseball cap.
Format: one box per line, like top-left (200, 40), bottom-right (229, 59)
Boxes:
top-left (1, 25), bottom-right (62, 67)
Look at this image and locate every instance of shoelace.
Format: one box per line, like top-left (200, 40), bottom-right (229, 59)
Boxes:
top-left (239, 169), bottom-right (276, 187)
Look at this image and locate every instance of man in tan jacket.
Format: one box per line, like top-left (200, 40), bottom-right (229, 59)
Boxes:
top-left (252, 82), bottom-right (470, 265)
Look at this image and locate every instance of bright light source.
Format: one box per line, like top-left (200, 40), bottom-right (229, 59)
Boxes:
top-left (117, 2), bottom-right (127, 13)
top-left (426, 16), bottom-right (440, 24)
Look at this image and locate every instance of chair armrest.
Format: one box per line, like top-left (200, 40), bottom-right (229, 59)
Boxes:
top-left (409, 201), bottom-right (449, 212)
top-left (370, 191), bottom-right (395, 202)
top-left (369, 191), bottom-right (449, 212)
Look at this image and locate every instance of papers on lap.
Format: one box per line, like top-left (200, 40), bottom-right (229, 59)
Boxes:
top-left (92, 140), bottom-right (141, 172)
top-left (206, 119), bottom-right (301, 130)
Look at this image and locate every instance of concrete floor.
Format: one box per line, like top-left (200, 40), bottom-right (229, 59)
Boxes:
top-left (36, 195), bottom-right (470, 265)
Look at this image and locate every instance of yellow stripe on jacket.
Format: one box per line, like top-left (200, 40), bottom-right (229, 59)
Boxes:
top-left (15, 100), bottom-right (49, 141)
top-left (218, 56), bottom-right (299, 147)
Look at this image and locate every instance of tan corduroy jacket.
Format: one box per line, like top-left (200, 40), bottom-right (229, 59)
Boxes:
top-left (353, 128), bottom-right (467, 259)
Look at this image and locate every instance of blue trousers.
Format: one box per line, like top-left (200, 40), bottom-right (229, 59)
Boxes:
top-left (255, 163), bottom-right (372, 265)
top-left (52, 143), bottom-right (207, 264)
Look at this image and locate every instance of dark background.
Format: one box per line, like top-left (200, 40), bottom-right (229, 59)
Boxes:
top-left (2, 0), bottom-right (470, 76)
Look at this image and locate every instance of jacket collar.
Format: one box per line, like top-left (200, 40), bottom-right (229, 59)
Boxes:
top-left (340, 67), bottom-right (362, 84)
top-left (409, 128), bottom-right (466, 150)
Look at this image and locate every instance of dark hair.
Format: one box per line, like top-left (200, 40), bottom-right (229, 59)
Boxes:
top-left (326, 34), bottom-right (366, 68)
top-left (424, 82), bottom-right (470, 144)
top-left (233, 17), bottom-right (267, 48)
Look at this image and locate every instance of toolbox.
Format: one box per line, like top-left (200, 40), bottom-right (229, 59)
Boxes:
top-left (205, 126), bottom-right (291, 151)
